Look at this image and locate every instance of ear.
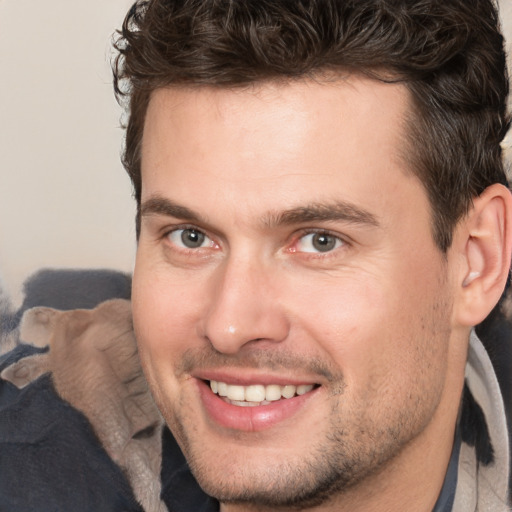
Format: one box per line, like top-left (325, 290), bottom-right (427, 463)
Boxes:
top-left (19, 307), bottom-right (60, 347)
top-left (454, 184), bottom-right (512, 326)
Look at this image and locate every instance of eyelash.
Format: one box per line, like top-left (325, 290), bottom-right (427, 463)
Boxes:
top-left (288, 229), bottom-right (348, 256)
top-left (163, 225), bottom-right (218, 253)
top-left (163, 224), bottom-right (349, 258)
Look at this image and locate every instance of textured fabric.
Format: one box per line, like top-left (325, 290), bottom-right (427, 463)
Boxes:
top-left (452, 332), bottom-right (511, 512)
top-left (160, 428), bottom-right (218, 512)
top-left (0, 351), bottom-right (215, 512)
top-left (0, 271), bottom-right (139, 512)
top-left (16, 268), bottom-right (131, 319)
top-left (0, 346), bottom-right (144, 512)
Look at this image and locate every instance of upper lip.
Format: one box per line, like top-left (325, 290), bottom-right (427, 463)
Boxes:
top-left (192, 369), bottom-right (321, 387)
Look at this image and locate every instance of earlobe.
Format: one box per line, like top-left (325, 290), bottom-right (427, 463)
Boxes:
top-left (455, 184), bottom-right (512, 327)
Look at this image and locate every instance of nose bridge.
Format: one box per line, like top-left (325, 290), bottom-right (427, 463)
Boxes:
top-left (202, 251), bottom-right (289, 354)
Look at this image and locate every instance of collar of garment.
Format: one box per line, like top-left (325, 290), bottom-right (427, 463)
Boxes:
top-left (451, 331), bottom-right (510, 511)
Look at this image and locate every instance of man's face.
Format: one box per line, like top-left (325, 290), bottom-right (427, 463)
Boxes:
top-left (133, 77), bottom-right (460, 508)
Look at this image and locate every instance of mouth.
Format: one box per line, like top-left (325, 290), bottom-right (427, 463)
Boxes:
top-left (209, 380), bottom-right (316, 407)
top-left (197, 377), bottom-right (321, 431)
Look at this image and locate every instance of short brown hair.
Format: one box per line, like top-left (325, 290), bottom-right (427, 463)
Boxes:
top-left (113, 0), bottom-right (510, 250)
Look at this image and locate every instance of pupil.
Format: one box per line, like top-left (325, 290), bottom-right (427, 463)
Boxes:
top-left (313, 233), bottom-right (335, 252)
top-left (181, 229), bottom-right (205, 248)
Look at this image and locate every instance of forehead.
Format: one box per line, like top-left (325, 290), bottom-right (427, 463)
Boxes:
top-left (140, 77), bottom-right (425, 228)
top-left (142, 77), bottom-right (410, 166)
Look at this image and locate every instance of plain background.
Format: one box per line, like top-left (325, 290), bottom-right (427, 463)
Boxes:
top-left (0, 0), bottom-right (135, 304)
top-left (1, 0), bottom-right (512, 306)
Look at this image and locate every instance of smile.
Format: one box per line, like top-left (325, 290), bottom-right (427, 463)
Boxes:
top-left (197, 377), bottom-right (321, 431)
top-left (209, 380), bottom-right (315, 406)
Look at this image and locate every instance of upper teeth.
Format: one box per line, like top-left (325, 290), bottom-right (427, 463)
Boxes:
top-left (210, 380), bottom-right (314, 402)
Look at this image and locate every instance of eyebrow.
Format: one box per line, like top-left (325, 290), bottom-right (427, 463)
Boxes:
top-left (265, 202), bottom-right (379, 228)
top-left (140, 196), bottom-right (202, 223)
top-left (140, 196), bottom-right (379, 229)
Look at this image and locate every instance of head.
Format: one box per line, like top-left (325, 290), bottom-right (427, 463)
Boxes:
top-left (114, 1), bottom-right (512, 510)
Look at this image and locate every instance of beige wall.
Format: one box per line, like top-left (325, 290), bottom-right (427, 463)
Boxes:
top-left (0, 1), bottom-right (511, 305)
top-left (0, 0), bottom-right (135, 304)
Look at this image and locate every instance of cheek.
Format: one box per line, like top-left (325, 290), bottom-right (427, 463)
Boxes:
top-left (133, 261), bottom-right (203, 348)
top-left (286, 260), bottom-right (450, 393)
top-left (131, 264), bottom-right (197, 407)
top-left (286, 270), bottom-right (388, 350)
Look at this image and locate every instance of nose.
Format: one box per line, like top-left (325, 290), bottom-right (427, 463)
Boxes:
top-left (200, 256), bottom-right (290, 354)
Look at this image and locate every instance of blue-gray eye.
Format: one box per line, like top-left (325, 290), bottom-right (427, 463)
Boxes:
top-left (168, 228), bottom-right (212, 249)
top-left (296, 232), bottom-right (342, 253)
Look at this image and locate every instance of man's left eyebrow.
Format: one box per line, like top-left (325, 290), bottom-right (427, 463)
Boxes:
top-left (264, 202), bottom-right (380, 228)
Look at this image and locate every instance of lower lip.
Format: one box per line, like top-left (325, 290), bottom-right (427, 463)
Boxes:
top-left (197, 380), bottom-right (319, 432)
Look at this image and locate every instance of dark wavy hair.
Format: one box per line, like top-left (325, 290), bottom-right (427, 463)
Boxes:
top-left (113, 0), bottom-right (510, 250)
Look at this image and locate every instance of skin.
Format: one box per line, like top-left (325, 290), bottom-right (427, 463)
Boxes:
top-left (133, 77), bottom-right (476, 511)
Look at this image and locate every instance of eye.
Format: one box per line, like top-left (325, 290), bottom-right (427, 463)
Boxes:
top-left (167, 228), bottom-right (215, 249)
top-left (295, 232), bottom-right (343, 253)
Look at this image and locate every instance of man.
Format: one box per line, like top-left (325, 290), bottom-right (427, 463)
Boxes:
top-left (112, 0), bottom-right (512, 510)
top-left (0, 1), bottom-right (510, 511)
